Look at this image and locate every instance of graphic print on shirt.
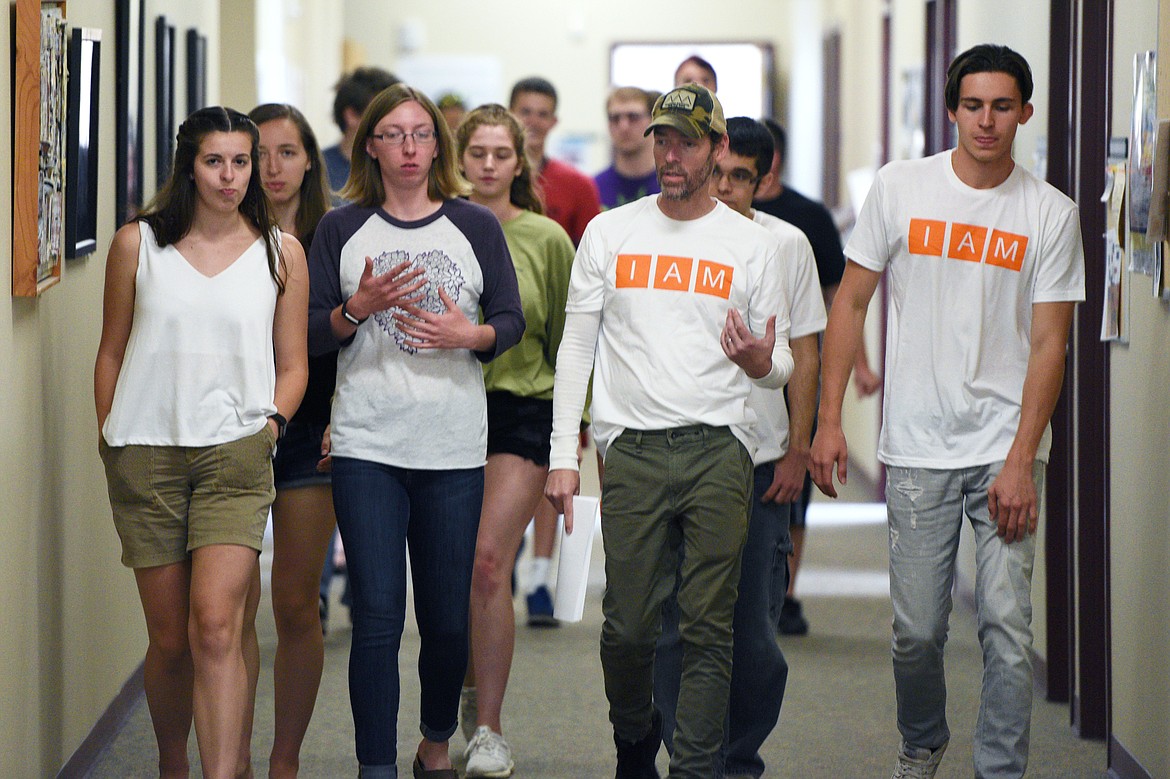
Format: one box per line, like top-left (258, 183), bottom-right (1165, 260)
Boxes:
top-left (371, 248), bottom-right (465, 353)
top-left (907, 218), bottom-right (1029, 272)
top-left (614, 253), bottom-right (734, 300)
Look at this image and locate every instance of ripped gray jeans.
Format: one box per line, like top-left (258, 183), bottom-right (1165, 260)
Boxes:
top-left (884, 461), bottom-right (1043, 779)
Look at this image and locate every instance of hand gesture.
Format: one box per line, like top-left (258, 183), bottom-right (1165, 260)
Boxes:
top-left (809, 424), bottom-right (848, 498)
top-left (763, 451), bottom-right (808, 504)
top-left (854, 361), bottom-right (883, 398)
top-left (545, 469), bottom-right (581, 534)
top-left (393, 287), bottom-right (477, 350)
top-left (988, 459), bottom-right (1038, 544)
top-left (348, 257), bottom-right (427, 321)
top-left (721, 309), bottom-right (776, 380)
top-left (316, 424), bottom-right (332, 473)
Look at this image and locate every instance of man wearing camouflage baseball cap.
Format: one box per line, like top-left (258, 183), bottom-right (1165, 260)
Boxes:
top-left (644, 82), bottom-right (727, 139)
top-left (545, 81), bottom-right (794, 778)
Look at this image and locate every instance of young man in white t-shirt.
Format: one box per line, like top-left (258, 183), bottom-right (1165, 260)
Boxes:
top-left (653, 117), bottom-right (824, 779)
top-left (811, 45), bottom-right (1085, 778)
top-left (545, 84), bottom-right (793, 779)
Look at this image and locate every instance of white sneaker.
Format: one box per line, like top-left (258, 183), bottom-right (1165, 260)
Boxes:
top-left (460, 687), bottom-right (478, 744)
top-left (464, 725), bottom-right (514, 778)
top-left (891, 741), bottom-right (947, 779)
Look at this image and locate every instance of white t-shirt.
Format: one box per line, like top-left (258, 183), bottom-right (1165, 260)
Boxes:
top-left (747, 211), bottom-right (827, 465)
top-left (103, 222), bottom-right (278, 446)
top-left (549, 196), bottom-right (792, 469)
top-left (845, 150), bottom-right (1085, 468)
top-left (307, 200), bottom-right (525, 470)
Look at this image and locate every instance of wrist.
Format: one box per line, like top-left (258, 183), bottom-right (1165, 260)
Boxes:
top-left (342, 296), bottom-right (369, 326)
top-left (268, 412), bottom-right (288, 440)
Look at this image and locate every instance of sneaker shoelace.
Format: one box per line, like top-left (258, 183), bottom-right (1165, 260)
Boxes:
top-left (467, 726), bottom-right (510, 763)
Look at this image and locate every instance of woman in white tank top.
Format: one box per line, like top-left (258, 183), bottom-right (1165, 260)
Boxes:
top-left (94, 107), bottom-right (308, 779)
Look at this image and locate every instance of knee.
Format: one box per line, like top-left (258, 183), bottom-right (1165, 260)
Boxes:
top-left (601, 620), bottom-right (657, 662)
top-left (149, 628), bottom-right (192, 668)
top-left (271, 586), bottom-right (320, 638)
top-left (893, 620), bottom-right (948, 661)
top-left (470, 545), bottom-right (511, 600)
top-left (188, 608), bottom-right (239, 661)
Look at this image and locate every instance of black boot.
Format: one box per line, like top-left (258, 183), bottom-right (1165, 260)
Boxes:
top-left (614, 708), bottom-right (662, 779)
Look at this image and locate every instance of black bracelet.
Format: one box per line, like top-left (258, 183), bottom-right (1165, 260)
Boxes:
top-left (342, 297), bottom-right (368, 326)
top-left (268, 412), bottom-right (288, 440)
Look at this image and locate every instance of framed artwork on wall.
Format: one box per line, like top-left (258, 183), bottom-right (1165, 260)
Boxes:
top-left (65, 27), bottom-right (102, 259)
top-left (186, 28), bottom-right (207, 116)
top-left (115, 0), bottom-right (145, 228)
top-left (11, 0), bottom-right (68, 296)
top-left (155, 16), bottom-right (175, 188)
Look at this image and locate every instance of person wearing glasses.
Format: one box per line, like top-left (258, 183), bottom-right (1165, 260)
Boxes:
top-left (595, 87), bottom-right (661, 210)
top-left (655, 117), bottom-right (824, 779)
top-left (307, 84), bottom-right (525, 779)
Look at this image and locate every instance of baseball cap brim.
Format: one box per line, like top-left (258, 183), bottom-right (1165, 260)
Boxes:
top-left (643, 114), bottom-right (705, 139)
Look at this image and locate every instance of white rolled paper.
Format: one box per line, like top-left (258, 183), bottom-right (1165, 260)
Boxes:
top-left (553, 495), bottom-right (601, 622)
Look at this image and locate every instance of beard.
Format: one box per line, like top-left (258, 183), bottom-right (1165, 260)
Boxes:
top-left (657, 148), bottom-right (717, 202)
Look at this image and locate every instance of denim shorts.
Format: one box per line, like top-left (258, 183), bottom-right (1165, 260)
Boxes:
top-left (485, 391), bottom-right (553, 466)
top-left (273, 419), bottom-right (332, 490)
top-left (99, 426), bottom-right (276, 568)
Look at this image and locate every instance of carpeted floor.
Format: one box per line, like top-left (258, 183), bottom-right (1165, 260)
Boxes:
top-left (84, 495), bottom-right (1107, 778)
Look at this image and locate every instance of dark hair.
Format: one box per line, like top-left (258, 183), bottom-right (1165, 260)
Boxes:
top-left (343, 83), bottom-right (469, 207)
top-left (725, 117), bottom-right (774, 181)
top-left (761, 118), bottom-right (788, 169)
top-left (137, 106), bottom-right (285, 293)
top-left (944, 44), bottom-right (1033, 112)
top-left (456, 104), bottom-right (543, 215)
top-left (675, 55), bottom-right (718, 91)
top-left (248, 103), bottom-right (331, 248)
top-left (510, 77), bottom-right (558, 110)
top-left (332, 67), bottom-right (400, 133)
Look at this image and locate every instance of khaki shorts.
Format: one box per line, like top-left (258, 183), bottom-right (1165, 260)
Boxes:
top-left (99, 427), bottom-right (276, 568)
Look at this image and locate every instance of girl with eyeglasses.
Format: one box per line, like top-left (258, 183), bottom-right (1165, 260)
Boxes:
top-left (452, 104), bottom-right (575, 778)
top-left (94, 106), bottom-right (309, 779)
top-left (307, 84), bottom-right (524, 778)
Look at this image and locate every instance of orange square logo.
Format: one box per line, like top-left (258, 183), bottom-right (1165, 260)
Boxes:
top-left (986, 230), bottom-right (1029, 272)
top-left (615, 254), bottom-right (652, 288)
top-left (908, 219), bottom-right (946, 256)
top-left (948, 223), bottom-right (988, 263)
top-left (694, 260), bottom-right (734, 299)
top-left (654, 255), bottom-right (693, 292)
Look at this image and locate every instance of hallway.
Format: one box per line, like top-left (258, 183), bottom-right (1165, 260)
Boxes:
top-left (85, 499), bottom-right (1107, 778)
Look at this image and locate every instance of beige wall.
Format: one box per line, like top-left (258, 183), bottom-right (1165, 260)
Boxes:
top-left (1110, 1), bottom-right (1170, 774)
top-left (6, 1), bottom-right (1169, 776)
top-left (0, 1), bottom-right (216, 775)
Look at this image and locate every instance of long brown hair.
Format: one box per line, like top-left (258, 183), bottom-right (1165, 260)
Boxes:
top-left (139, 106), bottom-right (286, 293)
top-left (342, 83), bottom-right (470, 207)
top-left (456, 103), bottom-right (543, 215)
top-left (248, 103), bottom-right (331, 248)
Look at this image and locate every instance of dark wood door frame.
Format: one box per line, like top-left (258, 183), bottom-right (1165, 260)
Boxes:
top-left (923, 0), bottom-right (956, 156)
top-left (1044, 0), bottom-right (1077, 708)
top-left (1044, 0), bottom-right (1113, 743)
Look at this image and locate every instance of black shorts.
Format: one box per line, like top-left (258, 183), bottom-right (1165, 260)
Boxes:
top-left (486, 391), bottom-right (553, 467)
top-left (272, 420), bottom-right (332, 490)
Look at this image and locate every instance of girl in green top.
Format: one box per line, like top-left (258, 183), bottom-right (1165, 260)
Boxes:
top-left (455, 104), bottom-right (575, 777)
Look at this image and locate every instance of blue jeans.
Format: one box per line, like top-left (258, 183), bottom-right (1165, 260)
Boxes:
top-left (885, 462), bottom-right (1041, 779)
top-left (656, 462), bottom-right (791, 778)
top-left (331, 457), bottom-right (484, 776)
